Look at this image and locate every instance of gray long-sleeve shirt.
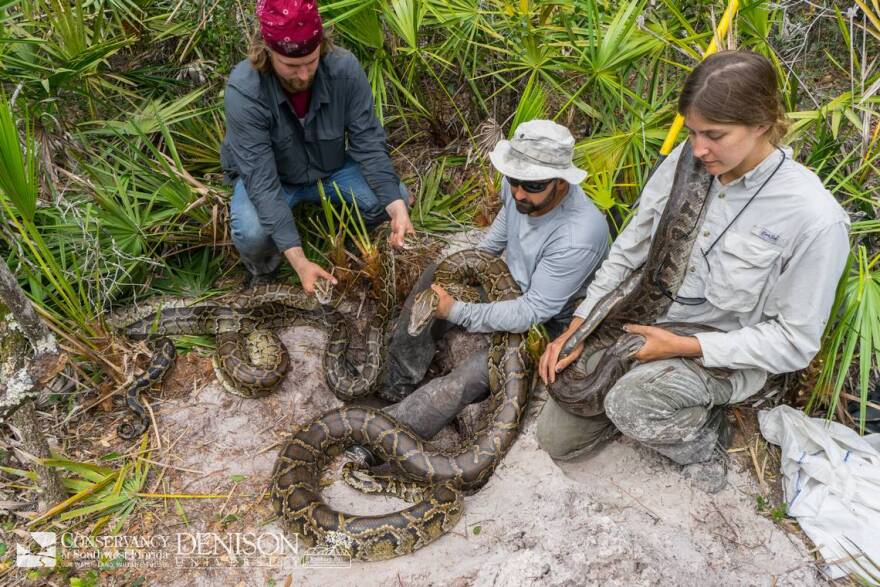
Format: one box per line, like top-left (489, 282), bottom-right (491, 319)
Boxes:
top-left (574, 143), bottom-right (851, 402)
top-left (448, 179), bottom-right (610, 333)
top-left (220, 48), bottom-right (402, 252)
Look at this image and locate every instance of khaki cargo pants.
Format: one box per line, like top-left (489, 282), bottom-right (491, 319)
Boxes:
top-left (535, 354), bottom-right (734, 465)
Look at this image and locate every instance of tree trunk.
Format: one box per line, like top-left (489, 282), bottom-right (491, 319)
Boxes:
top-left (0, 258), bottom-right (66, 510)
top-left (0, 256), bottom-right (54, 350)
top-left (8, 401), bottom-right (66, 509)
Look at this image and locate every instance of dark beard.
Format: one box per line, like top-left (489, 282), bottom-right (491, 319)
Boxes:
top-left (514, 200), bottom-right (536, 214)
top-left (280, 77), bottom-right (313, 92)
top-left (514, 188), bottom-right (557, 215)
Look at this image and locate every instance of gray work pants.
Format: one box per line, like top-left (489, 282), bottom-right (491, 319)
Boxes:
top-left (382, 264), bottom-right (567, 440)
top-left (535, 356), bottom-right (734, 465)
top-left (381, 262), bottom-right (453, 402)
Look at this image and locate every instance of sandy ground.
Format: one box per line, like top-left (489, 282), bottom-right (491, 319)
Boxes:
top-left (70, 231), bottom-right (821, 586)
top-left (119, 331), bottom-right (820, 587)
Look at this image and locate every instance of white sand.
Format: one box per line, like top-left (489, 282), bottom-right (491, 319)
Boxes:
top-left (140, 318), bottom-right (818, 587)
top-left (135, 231), bottom-right (819, 586)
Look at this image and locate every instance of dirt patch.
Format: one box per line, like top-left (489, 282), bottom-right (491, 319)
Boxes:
top-left (161, 351), bottom-right (216, 401)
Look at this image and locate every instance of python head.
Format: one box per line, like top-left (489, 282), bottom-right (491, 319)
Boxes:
top-left (314, 276), bottom-right (335, 306)
top-left (408, 288), bottom-right (439, 337)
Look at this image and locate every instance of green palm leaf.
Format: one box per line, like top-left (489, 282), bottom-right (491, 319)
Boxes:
top-left (0, 92), bottom-right (37, 221)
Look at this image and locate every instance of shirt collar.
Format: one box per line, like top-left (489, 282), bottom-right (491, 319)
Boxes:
top-left (269, 73), bottom-right (287, 106)
top-left (734, 145), bottom-right (792, 189)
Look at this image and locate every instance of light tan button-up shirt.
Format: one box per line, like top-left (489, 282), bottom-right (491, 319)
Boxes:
top-left (574, 143), bottom-right (851, 402)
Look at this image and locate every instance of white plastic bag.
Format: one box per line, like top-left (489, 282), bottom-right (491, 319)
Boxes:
top-left (759, 405), bottom-right (880, 583)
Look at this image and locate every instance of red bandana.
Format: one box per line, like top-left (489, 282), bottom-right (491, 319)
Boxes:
top-left (256, 0), bottom-right (323, 57)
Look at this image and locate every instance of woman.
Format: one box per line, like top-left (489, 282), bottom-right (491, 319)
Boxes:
top-left (534, 50), bottom-right (850, 492)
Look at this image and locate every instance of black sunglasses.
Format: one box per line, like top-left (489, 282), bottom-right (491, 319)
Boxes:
top-left (507, 177), bottom-right (555, 193)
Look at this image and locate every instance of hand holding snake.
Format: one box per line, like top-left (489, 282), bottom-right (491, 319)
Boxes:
top-left (538, 321), bottom-right (585, 385)
top-left (428, 284), bottom-right (454, 318)
top-left (622, 324), bottom-right (702, 362)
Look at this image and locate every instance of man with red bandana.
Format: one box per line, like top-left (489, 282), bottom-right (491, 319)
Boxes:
top-left (221, 0), bottom-right (414, 291)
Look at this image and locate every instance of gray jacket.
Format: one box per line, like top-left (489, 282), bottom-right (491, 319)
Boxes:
top-left (221, 48), bottom-right (402, 251)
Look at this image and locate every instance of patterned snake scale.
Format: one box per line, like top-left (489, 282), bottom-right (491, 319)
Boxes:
top-left (270, 249), bottom-right (533, 561)
top-left (106, 285), bottom-right (326, 438)
top-left (107, 235), bottom-right (397, 439)
top-left (548, 141), bottom-right (729, 416)
top-left (322, 237), bottom-right (398, 402)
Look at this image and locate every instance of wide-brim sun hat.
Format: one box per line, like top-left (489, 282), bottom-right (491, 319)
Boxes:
top-left (488, 119), bottom-right (587, 185)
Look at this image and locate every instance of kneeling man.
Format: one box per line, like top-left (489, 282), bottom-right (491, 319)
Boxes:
top-left (375, 120), bottom-right (610, 443)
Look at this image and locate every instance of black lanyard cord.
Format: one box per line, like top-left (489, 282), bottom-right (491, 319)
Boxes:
top-left (701, 147), bottom-right (787, 258)
top-left (653, 146), bottom-right (787, 307)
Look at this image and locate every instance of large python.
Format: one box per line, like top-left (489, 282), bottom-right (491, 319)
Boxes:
top-left (106, 285), bottom-right (326, 438)
top-left (322, 240), bottom-right (398, 402)
top-left (107, 237), bottom-right (397, 439)
top-left (548, 142), bottom-right (726, 416)
top-left (271, 249), bottom-right (533, 561)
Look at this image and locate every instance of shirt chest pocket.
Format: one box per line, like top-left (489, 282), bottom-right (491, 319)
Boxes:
top-left (272, 130), bottom-right (306, 177)
top-left (314, 122), bottom-right (345, 171)
top-left (704, 230), bottom-right (781, 313)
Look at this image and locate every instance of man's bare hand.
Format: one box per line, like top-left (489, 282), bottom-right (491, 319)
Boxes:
top-left (623, 324), bottom-right (702, 362)
top-left (431, 284), bottom-right (454, 319)
top-left (283, 246), bottom-right (337, 295)
top-left (385, 199), bottom-right (415, 249)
